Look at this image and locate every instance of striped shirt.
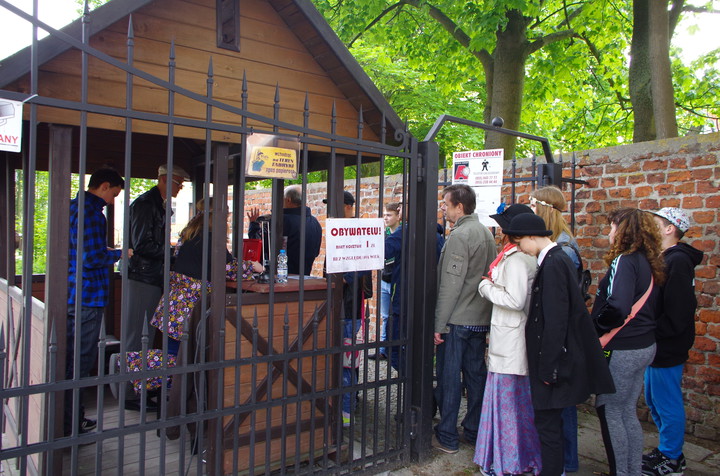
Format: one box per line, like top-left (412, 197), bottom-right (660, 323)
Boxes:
top-left (68, 191), bottom-right (121, 308)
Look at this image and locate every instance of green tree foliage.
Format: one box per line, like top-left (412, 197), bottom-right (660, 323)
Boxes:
top-left (313, 0), bottom-right (719, 158)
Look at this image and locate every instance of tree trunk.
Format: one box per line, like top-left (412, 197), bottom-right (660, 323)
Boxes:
top-left (484, 10), bottom-right (530, 159)
top-left (629, 0), bottom-right (656, 142)
top-left (648, 0), bottom-right (678, 138)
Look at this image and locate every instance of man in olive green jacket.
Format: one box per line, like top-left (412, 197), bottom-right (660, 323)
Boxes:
top-left (432, 184), bottom-right (496, 454)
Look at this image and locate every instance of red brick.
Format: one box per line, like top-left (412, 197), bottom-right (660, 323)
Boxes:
top-left (602, 178), bottom-right (616, 188)
top-left (698, 309), bottom-right (720, 324)
top-left (708, 324), bottom-right (720, 340)
top-left (696, 265), bottom-right (718, 279)
top-left (646, 173), bottom-right (666, 184)
top-left (634, 186), bottom-right (652, 197)
top-left (691, 240), bottom-right (718, 253)
top-left (691, 168), bottom-right (713, 181)
top-left (674, 182), bottom-right (696, 194)
top-left (696, 364), bottom-right (720, 383)
top-left (697, 180), bottom-right (719, 194)
top-left (682, 196), bottom-right (704, 209)
top-left (606, 163), bottom-right (640, 174)
top-left (697, 294), bottom-right (714, 307)
top-left (654, 183), bottom-right (674, 195)
top-left (617, 176), bottom-right (627, 186)
top-left (628, 174), bottom-right (645, 184)
top-left (592, 190), bottom-right (607, 200)
top-left (669, 157), bottom-right (689, 169)
top-left (691, 155), bottom-right (718, 167)
top-left (643, 159), bottom-right (667, 170)
top-left (693, 211), bottom-right (715, 224)
top-left (668, 170), bottom-right (692, 182)
top-left (693, 336), bottom-right (718, 351)
top-left (687, 350), bottom-right (705, 364)
top-left (586, 201), bottom-right (601, 212)
top-left (609, 188), bottom-right (631, 198)
top-left (702, 281), bottom-right (720, 295)
top-left (696, 322), bottom-right (708, 335)
top-left (640, 198), bottom-right (661, 209)
top-left (706, 195), bottom-right (720, 209)
top-left (580, 166), bottom-right (603, 176)
top-left (708, 353), bottom-right (720, 367)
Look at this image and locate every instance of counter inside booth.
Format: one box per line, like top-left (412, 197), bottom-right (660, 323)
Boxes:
top-left (212, 275), bottom-right (341, 473)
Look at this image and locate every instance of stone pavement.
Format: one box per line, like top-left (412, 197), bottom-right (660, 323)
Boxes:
top-left (383, 405), bottom-right (720, 476)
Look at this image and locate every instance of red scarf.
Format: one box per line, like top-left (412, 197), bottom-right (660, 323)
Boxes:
top-left (488, 242), bottom-right (516, 280)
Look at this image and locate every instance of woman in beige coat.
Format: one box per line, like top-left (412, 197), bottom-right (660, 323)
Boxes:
top-left (474, 204), bottom-right (542, 476)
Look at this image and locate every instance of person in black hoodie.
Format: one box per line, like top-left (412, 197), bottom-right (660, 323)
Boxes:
top-left (591, 208), bottom-right (665, 476)
top-left (641, 207), bottom-right (703, 476)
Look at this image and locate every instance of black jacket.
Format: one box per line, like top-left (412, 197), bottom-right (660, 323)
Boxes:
top-left (591, 251), bottom-right (659, 351)
top-left (173, 232), bottom-right (234, 281)
top-left (652, 242), bottom-right (703, 367)
top-left (248, 206), bottom-right (322, 276)
top-left (526, 245), bottom-right (615, 410)
top-left (128, 186), bottom-right (168, 287)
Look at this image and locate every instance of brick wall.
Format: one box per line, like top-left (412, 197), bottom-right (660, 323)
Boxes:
top-left (244, 131), bottom-right (720, 440)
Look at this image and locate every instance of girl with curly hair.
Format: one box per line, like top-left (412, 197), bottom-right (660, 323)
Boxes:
top-left (591, 207), bottom-right (665, 476)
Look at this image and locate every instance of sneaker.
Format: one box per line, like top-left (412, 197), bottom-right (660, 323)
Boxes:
top-left (431, 434), bottom-right (458, 454)
top-left (643, 447), bottom-right (664, 465)
top-left (642, 450), bottom-right (685, 476)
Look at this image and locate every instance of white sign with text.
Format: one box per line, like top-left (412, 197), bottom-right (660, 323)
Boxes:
top-left (452, 148), bottom-right (504, 227)
top-left (0, 99), bottom-right (22, 153)
top-left (325, 218), bottom-right (385, 273)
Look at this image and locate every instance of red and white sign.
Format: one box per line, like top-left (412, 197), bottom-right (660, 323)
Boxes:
top-left (325, 218), bottom-right (384, 274)
top-left (452, 148), bottom-right (504, 227)
top-left (0, 99), bottom-right (22, 153)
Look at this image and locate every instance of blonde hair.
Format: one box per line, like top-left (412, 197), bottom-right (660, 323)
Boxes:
top-left (180, 198), bottom-right (215, 242)
top-left (531, 186), bottom-right (573, 241)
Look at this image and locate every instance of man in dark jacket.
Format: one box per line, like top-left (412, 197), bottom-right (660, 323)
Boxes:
top-left (247, 185), bottom-right (322, 276)
top-left (125, 164), bottom-right (190, 356)
top-left (642, 208), bottom-right (703, 476)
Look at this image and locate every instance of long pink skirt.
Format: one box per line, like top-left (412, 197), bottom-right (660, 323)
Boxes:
top-left (474, 372), bottom-right (542, 475)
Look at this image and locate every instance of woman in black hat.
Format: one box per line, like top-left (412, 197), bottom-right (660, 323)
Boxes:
top-left (503, 213), bottom-right (615, 476)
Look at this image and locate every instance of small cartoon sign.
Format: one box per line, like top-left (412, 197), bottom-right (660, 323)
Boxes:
top-left (0, 99), bottom-right (23, 153)
top-left (245, 133), bottom-right (300, 180)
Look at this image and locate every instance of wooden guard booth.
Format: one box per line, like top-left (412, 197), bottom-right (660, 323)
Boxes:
top-left (0, 0), bottom-right (406, 474)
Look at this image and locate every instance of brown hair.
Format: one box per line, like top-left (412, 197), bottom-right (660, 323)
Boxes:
top-left (385, 201), bottom-right (401, 214)
top-left (605, 208), bottom-right (665, 284)
top-left (442, 184), bottom-right (476, 215)
top-left (531, 186), bottom-right (572, 242)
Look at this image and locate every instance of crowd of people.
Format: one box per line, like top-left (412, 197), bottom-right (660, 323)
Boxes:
top-left (66, 167), bottom-right (702, 476)
top-left (422, 184), bottom-right (701, 476)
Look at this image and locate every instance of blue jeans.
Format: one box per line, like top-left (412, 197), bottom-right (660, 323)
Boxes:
top-left (645, 364), bottom-right (685, 459)
top-left (378, 280), bottom-right (391, 356)
top-left (562, 405), bottom-right (579, 471)
top-left (434, 324), bottom-right (487, 449)
top-left (64, 306), bottom-right (104, 433)
top-left (342, 318), bottom-right (362, 415)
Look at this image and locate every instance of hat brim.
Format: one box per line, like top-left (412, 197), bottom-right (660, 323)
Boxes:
top-left (503, 228), bottom-right (552, 237)
top-left (489, 213), bottom-right (510, 229)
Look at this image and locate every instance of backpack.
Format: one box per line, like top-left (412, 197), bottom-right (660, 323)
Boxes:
top-left (559, 240), bottom-right (592, 301)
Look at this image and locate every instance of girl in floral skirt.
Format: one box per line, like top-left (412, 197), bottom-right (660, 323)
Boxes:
top-left (150, 199), bottom-right (263, 355)
top-left (474, 204), bottom-right (542, 476)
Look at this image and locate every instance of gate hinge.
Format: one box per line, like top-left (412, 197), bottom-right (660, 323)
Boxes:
top-left (416, 155), bottom-right (425, 183)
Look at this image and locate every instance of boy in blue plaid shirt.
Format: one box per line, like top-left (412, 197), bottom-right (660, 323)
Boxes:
top-left (65, 168), bottom-right (131, 436)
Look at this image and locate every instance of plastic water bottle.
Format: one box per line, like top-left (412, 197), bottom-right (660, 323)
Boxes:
top-left (276, 249), bottom-right (288, 283)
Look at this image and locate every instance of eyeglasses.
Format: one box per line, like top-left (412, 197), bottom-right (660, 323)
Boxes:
top-left (172, 178), bottom-right (184, 188)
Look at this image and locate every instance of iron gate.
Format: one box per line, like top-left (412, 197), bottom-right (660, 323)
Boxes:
top-left (0, 3), bottom-right (443, 474)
